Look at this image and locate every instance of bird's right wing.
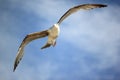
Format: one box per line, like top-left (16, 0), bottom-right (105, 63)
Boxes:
top-left (13, 30), bottom-right (49, 72)
top-left (57, 4), bottom-right (107, 24)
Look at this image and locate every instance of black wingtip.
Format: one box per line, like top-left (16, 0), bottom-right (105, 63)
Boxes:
top-left (13, 60), bottom-right (18, 72)
top-left (13, 64), bottom-right (17, 72)
top-left (102, 4), bottom-right (107, 7)
top-left (98, 4), bottom-right (107, 8)
top-left (90, 4), bottom-right (107, 8)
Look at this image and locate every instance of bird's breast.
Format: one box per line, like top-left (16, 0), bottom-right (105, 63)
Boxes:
top-left (49, 24), bottom-right (60, 39)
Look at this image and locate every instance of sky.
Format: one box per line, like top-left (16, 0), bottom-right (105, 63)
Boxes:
top-left (0, 0), bottom-right (120, 80)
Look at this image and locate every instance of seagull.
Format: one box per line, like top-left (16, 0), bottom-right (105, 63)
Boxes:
top-left (13, 4), bottom-right (107, 71)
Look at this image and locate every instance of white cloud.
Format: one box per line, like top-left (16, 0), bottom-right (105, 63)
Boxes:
top-left (61, 5), bottom-right (120, 70)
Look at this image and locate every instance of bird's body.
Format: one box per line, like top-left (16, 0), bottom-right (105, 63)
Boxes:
top-left (13, 4), bottom-right (107, 71)
top-left (41, 24), bottom-right (60, 49)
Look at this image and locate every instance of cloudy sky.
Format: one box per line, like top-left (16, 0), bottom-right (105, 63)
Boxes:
top-left (0, 0), bottom-right (120, 80)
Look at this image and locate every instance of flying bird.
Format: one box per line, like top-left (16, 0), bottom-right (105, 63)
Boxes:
top-left (13, 4), bottom-right (107, 71)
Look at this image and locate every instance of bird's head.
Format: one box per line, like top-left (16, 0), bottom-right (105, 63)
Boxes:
top-left (53, 23), bottom-right (59, 28)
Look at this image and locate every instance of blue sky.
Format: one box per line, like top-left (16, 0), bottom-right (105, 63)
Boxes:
top-left (0, 0), bottom-right (120, 80)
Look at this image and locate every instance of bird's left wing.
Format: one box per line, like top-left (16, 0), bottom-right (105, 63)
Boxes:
top-left (57, 4), bottom-right (107, 24)
top-left (13, 30), bottom-right (49, 72)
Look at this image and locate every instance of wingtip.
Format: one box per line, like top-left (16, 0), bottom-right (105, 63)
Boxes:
top-left (13, 64), bottom-right (17, 72)
top-left (90, 4), bottom-right (107, 8)
top-left (13, 67), bottom-right (16, 72)
top-left (13, 59), bottom-right (19, 72)
top-left (102, 4), bottom-right (107, 7)
top-left (94, 4), bottom-right (107, 8)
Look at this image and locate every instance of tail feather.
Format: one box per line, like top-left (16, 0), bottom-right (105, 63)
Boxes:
top-left (41, 43), bottom-right (51, 49)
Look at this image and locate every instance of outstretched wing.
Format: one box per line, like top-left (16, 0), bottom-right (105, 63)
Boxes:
top-left (57, 4), bottom-right (107, 24)
top-left (13, 30), bottom-right (49, 72)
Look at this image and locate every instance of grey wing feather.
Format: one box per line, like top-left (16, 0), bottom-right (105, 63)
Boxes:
top-left (13, 30), bottom-right (49, 72)
top-left (57, 4), bottom-right (107, 24)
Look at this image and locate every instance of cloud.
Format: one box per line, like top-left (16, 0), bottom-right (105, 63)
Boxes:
top-left (61, 4), bottom-right (120, 75)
